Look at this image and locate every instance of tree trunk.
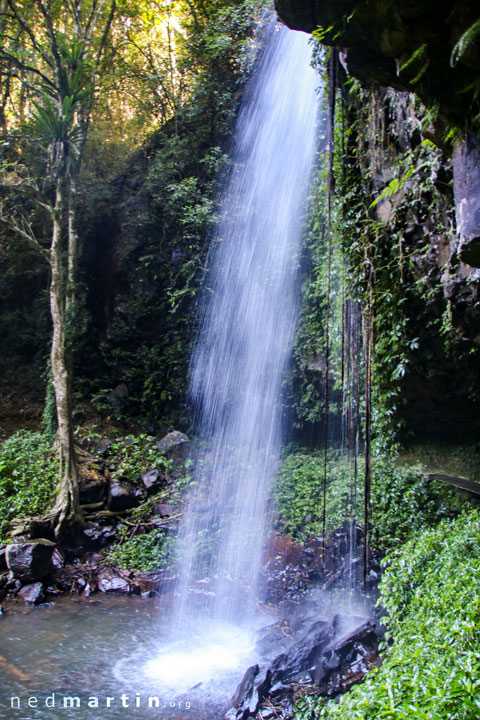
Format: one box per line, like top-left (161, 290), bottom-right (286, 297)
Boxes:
top-left (49, 156), bottom-right (81, 539)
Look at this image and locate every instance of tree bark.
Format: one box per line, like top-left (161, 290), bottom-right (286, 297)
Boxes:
top-left (49, 150), bottom-right (81, 539)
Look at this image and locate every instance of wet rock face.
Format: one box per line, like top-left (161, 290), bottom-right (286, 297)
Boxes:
top-left (454, 136), bottom-right (480, 268)
top-left (226, 614), bottom-right (380, 720)
top-left (274, 0), bottom-right (480, 131)
top-left (6, 540), bottom-right (56, 583)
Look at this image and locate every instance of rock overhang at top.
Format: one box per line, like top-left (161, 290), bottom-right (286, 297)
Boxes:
top-left (274, 0), bottom-right (480, 132)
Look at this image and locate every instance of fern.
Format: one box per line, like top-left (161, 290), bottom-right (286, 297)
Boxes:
top-left (450, 18), bottom-right (480, 67)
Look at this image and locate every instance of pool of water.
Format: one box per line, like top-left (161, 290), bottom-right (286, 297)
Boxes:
top-left (0, 596), bottom-right (258, 720)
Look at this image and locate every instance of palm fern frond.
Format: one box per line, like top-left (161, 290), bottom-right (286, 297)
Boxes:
top-left (450, 18), bottom-right (480, 67)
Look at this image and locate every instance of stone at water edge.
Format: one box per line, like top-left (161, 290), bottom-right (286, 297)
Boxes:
top-left (6, 540), bottom-right (56, 583)
top-left (97, 567), bottom-right (130, 594)
top-left (18, 582), bottom-right (44, 604)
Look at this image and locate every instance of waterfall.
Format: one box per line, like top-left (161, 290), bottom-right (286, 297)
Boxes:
top-left (171, 22), bottom-right (319, 629)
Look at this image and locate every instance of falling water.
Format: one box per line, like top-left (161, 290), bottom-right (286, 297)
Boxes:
top-left (173, 24), bottom-right (319, 630)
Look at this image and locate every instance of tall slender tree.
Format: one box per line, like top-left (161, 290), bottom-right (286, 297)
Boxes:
top-left (1, 0), bottom-right (115, 537)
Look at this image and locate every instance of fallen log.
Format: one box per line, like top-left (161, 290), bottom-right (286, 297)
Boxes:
top-left (427, 473), bottom-right (480, 495)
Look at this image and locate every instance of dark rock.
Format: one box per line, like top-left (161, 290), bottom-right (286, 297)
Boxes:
top-left (134, 571), bottom-right (163, 594)
top-left (79, 462), bottom-right (108, 505)
top-left (227, 613), bottom-right (380, 720)
top-left (96, 438), bottom-right (112, 455)
top-left (155, 431), bottom-right (190, 459)
top-left (274, 0), bottom-right (480, 132)
top-left (255, 622), bottom-right (292, 657)
top-left (27, 517), bottom-right (55, 541)
top-left (274, 619), bottom-right (330, 683)
top-left (142, 469), bottom-right (168, 493)
top-left (18, 582), bottom-right (44, 604)
top-left (225, 664), bottom-right (260, 720)
top-left (50, 548), bottom-right (65, 572)
top-left (84, 552), bottom-right (104, 567)
top-left (0, 572), bottom-right (8, 601)
top-left (6, 540), bottom-right (56, 583)
top-left (454, 135), bottom-right (480, 268)
top-left (82, 522), bottom-right (117, 548)
top-left (109, 479), bottom-right (143, 511)
top-left (153, 503), bottom-right (173, 518)
top-left (97, 567), bottom-right (130, 594)
top-left (0, 548), bottom-right (7, 572)
top-left (108, 382), bottom-right (129, 412)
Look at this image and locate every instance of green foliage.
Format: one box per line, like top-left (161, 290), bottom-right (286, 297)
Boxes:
top-left (86, 4), bottom-right (264, 427)
top-left (274, 450), bottom-right (362, 541)
top-left (0, 431), bottom-right (58, 542)
top-left (294, 510), bottom-right (480, 720)
top-left (451, 18), bottom-right (480, 67)
top-left (108, 526), bottom-right (173, 571)
top-left (275, 450), bottom-right (465, 550)
top-left (107, 434), bottom-right (170, 482)
top-left (370, 456), bottom-right (464, 550)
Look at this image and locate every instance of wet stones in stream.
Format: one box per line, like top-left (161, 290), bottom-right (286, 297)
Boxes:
top-left (6, 540), bottom-right (56, 583)
top-left (225, 614), bottom-right (380, 720)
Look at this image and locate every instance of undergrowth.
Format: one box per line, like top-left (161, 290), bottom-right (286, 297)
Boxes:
top-left (294, 509), bottom-right (480, 720)
top-left (275, 450), bottom-right (464, 549)
top-left (0, 430), bottom-right (58, 542)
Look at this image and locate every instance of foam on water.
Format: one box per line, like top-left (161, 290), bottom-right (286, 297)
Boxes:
top-left (143, 623), bottom-right (254, 692)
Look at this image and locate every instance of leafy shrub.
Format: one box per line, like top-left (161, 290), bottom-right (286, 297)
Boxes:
top-left (275, 451), bottom-right (467, 549)
top-left (274, 450), bottom-right (362, 541)
top-left (107, 434), bottom-right (170, 482)
top-left (108, 527), bottom-right (173, 572)
top-left (294, 510), bottom-right (480, 720)
top-left (371, 456), bottom-right (464, 550)
top-left (0, 431), bottom-right (58, 542)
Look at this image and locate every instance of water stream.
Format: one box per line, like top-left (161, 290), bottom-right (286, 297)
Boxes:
top-left (174, 21), bottom-right (318, 626)
top-left (143, 21), bottom-right (319, 691)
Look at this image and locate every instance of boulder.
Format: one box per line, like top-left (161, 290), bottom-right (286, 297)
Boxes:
top-left (82, 522), bottom-right (117, 548)
top-left (108, 382), bottom-right (129, 412)
top-left (18, 582), bottom-right (44, 604)
top-left (155, 431), bottom-right (190, 459)
top-left (226, 665), bottom-right (260, 720)
top-left (227, 615), bottom-right (379, 719)
top-left (134, 571), bottom-right (163, 594)
top-left (6, 540), bottom-right (56, 583)
top-left (97, 567), bottom-right (130, 594)
top-left (109, 479), bottom-right (143, 512)
top-left (142, 469), bottom-right (168, 493)
top-left (0, 548), bottom-right (7, 572)
top-left (79, 462), bottom-right (108, 505)
top-left (50, 548), bottom-right (65, 572)
top-left (153, 503), bottom-right (173, 518)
